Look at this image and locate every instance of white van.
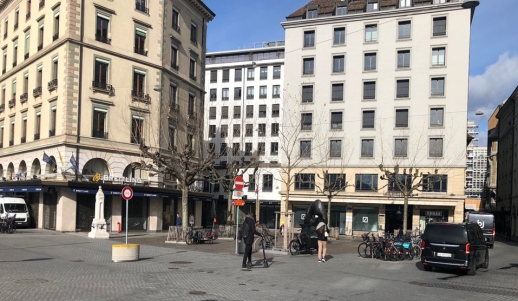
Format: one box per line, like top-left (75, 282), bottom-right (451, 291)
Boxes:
top-left (0, 196), bottom-right (29, 227)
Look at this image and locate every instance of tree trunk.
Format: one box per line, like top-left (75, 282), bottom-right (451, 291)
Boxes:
top-left (283, 183), bottom-right (291, 251)
top-left (255, 187), bottom-right (260, 223)
top-left (403, 194), bottom-right (408, 234)
top-left (181, 183), bottom-right (189, 231)
top-left (327, 195), bottom-right (332, 227)
top-left (227, 189), bottom-right (233, 224)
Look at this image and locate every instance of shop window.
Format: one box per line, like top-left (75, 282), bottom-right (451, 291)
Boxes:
top-left (352, 207), bottom-right (379, 232)
top-left (355, 174), bottom-right (378, 191)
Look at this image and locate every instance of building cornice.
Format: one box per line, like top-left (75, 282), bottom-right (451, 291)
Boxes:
top-left (186, 0), bottom-right (216, 21)
top-left (207, 46), bottom-right (285, 57)
top-left (281, 2), bottom-right (465, 29)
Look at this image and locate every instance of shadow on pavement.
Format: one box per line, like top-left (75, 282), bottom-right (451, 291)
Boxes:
top-left (0, 257), bottom-right (53, 263)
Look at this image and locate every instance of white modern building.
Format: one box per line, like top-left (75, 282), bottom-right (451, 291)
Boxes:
top-left (465, 146), bottom-right (487, 199)
top-left (203, 42), bottom-right (284, 227)
top-left (280, 0), bottom-right (479, 235)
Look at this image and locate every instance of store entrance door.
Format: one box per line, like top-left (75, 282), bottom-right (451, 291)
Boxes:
top-left (385, 205), bottom-right (413, 234)
top-left (121, 197), bottom-right (148, 231)
top-left (43, 193), bottom-right (57, 230)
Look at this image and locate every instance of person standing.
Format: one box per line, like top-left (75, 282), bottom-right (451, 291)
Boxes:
top-left (176, 213), bottom-right (182, 226)
top-left (316, 222), bottom-right (329, 262)
top-left (238, 214), bottom-right (262, 268)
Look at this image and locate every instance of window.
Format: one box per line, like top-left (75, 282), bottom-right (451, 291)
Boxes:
top-left (13, 41), bottom-right (18, 65)
top-left (398, 21), bottom-right (411, 39)
top-left (222, 88), bottom-right (229, 100)
top-left (245, 142), bottom-right (253, 155)
top-left (260, 67), bottom-right (267, 79)
top-left (394, 138), bottom-right (408, 157)
top-left (434, 0), bottom-right (446, 3)
top-left (221, 106), bottom-right (228, 119)
top-left (168, 126), bottom-right (175, 150)
top-left (35, 112), bottom-right (41, 139)
top-left (23, 73), bottom-right (28, 95)
top-left (50, 105), bottom-right (56, 135)
top-left (258, 124), bottom-right (266, 137)
top-left (134, 28), bottom-right (147, 55)
top-left (395, 109), bottom-right (408, 128)
top-left (303, 58), bottom-right (314, 75)
top-left (24, 32), bottom-right (30, 58)
top-left (330, 140), bottom-right (342, 158)
top-left (188, 93), bottom-right (195, 115)
top-left (258, 142), bottom-right (265, 155)
top-left (222, 69), bottom-right (229, 82)
top-left (273, 85), bottom-right (280, 98)
top-left (361, 139), bottom-right (374, 157)
top-left (363, 82), bottom-right (376, 100)
top-left (432, 47), bottom-right (445, 66)
top-left (429, 138), bottom-right (443, 157)
top-left (326, 174), bottom-right (346, 191)
top-left (21, 117), bottom-right (27, 142)
top-left (96, 14), bottom-right (110, 44)
top-left (245, 124), bottom-right (253, 137)
top-left (52, 56), bottom-right (58, 80)
top-left (355, 174), bottom-right (378, 191)
top-left (14, 9), bottom-right (19, 29)
top-left (12, 79), bottom-right (16, 99)
top-left (246, 105), bottom-right (253, 118)
top-left (131, 115), bottom-right (144, 144)
top-left (1, 86), bottom-right (4, 104)
top-left (272, 104), bottom-right (280, 117)
top-left (302, 85), bottom-right (313, 102)
top-left (301, 113), bottom-right (312, 130)
top-left (233, 124), bottom-right (240, 137)
top-left (433, 17), bottom-right (446, 36)
top-left (172, 8), bottom-right (180, 31)
top-left (423, 175), bottom-right (447, 192)
top-left (189, 57), bottom-right (196, 80)
top-left (365, 24), bottom-right (377, 42)
top-left (396, 79), bottom-right (409, 98)
top-left (336, 6), bottom-right (347, 15)
top-left (263, 174), bottom-right (273, 192)
top-left (271, 142), bottom-right (278, 155)
top-left (53, 10), bottom-right (60, 40)
top-left (210, 70), bottom-right (217, 83)
top-left (246, 86), bottom-right (254, 99)
top-left (307, 9), bottom-right (317, 19)
top-left (220, 143), bottom-right (227, 156)
top-left (94, 58), bottom-right (109, 89)
top-left (304, 30), bottom-right (315, 47)
top-left (387, 174), bottom-right (412, 192)
top-left (2, 51), bottom-right (6, 72)
top-left (273, 66), bottom-right (281, 79)
top-left (331, 112), bottom-right (342, 130)
top-left (362, 110), bottom-right (375, 128)
top-left (334, 27), bottom-right (345, 45)
top-left (92, 108), bottom-right (108, 139)
top-left (271, 123), bottom-right (279, 136)
top-left (233, 106), bottom-right (241, 119)
top-left (364, 53), bottom-right (376, 70)
top-left (367, 2), bottom-right (378, 12)
top-left (295, 173), bottom-right (315, 190)
top-left (234, 87), bottom-right (242, 100)
top-left (259, 86), bottom-right (267, 99)
top-left (247, 68), bottom-right (254, 80)
top-left (431, 77), bottom-right (445, 96)
top-left (259, 105), bottom-right (266, 118)
top-left (400, 0), bottom-right (412, 7)
top-left (430, 108), bottom-right (444, 127)
top-left (209, 107), bottom-right (216, 120)
top-left (190, 22), bottom-right (197, 44)
top-left (235, 68), bottom-right (242, 81)
top-left (333, 55), bottom-right (345, 73)
top-left (133, 70), bottom-right (145, 95)
top-left (170, 44), bottom-right (178, 69)
top-left (331, 83), bottom-right (344, 101)
top-left (397, 50), bottom-right (410, 68)
top-left (38, 22), bottom-right (43, 49)
top-left (220, 125), bottom-right (228, 138)
top-left (135, 0), bottom-right (147, 12)
top-left (232, 143), bottom-right (240, 156)
top-left (300, 141), bottom-right (311, 158)
top-left (209, 88), bottom-right (216, 101)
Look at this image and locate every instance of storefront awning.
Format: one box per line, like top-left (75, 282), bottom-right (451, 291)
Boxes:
top-left (70, 188), bottom-right (212, 202)
top-left (0, 187), bottom-right (42, 192)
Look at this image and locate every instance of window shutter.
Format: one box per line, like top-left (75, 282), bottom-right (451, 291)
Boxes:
top-left (364, 82), bottom-right (375, 99)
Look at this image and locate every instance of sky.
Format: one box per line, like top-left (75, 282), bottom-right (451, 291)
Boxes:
top-left (205, 0), bottom-right (518, 147)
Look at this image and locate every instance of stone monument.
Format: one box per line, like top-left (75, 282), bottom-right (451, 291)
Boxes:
top-left (88, 186), bottom-right (110, 239)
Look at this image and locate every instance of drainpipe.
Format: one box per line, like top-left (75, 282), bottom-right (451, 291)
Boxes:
top-left (75, 0), bottom-right (85, 181)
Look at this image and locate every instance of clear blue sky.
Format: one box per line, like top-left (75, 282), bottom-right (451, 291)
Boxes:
top-left (205, 0), bottom-right (518, 146)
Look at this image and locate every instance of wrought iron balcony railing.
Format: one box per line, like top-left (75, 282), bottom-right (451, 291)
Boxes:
top-left (92, 81), bottom-right (114, 95)
top-left (33, 86), bottom-right (42, 97)
top-left (49, 129), bottom-right (56, 137)
top-left (48, 79), bottom-right (58, 90)
top-left (20, 93), bottom-right (28, 103)
top-left (92, 130), bottom-right (109, 139)
top-left (95, 35), bottom-right (111, 44)
top-left (131, 90), bottom-right (151, 104)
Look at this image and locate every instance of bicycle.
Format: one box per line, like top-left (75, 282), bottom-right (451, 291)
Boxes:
top-left (253, 230), bottom-right (274, 252)
top-left (185, 225), bottom-right (215, 245)
top-left (0, 213), bottom-right (17, 234)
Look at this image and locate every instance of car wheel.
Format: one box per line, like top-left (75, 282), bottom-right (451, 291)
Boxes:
top-left (481, 250), bottom-right (489, 269)
top-left (467, 257), bottom-right (477, 276)
top-left (423, 265), bottom-right (432, 271)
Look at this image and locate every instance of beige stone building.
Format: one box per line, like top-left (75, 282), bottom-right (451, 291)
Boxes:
top-left (281, 0), bottom-right (479, 236)
top-left (0, 0), bottom-right (215, 232)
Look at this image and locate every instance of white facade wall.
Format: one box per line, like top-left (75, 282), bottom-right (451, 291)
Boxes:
top-left (466, 147), bottom-right (487, 198)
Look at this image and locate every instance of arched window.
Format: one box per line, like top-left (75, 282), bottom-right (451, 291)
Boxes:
top-left (82, 158), bottom-right (110, 176)
top-left (18, 160), bottom-right (27, 174)
top-left (123, 163), bottom-right (148, 180)
top-left (31, 159), bottom-right (41, 175)
top-left (0, 164), bottom-right (3, 178)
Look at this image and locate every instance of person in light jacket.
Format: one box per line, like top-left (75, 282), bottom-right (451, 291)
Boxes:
top-left (316, 222), bottom-right (329, 262)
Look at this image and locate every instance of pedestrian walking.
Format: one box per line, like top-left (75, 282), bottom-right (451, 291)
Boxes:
top-left (238, 214), bottom-right (262, 269)
top-left (176, 213), bottom-right (182, 226)
top-left (316, 222), bottom-right (329, 262)
top-left (506, 225), bottom-right (512, 241)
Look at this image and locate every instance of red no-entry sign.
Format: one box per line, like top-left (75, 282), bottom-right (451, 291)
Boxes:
top-left (122, 186), bottom-right (133, 200)
top-left (234, 176), bottom-right (244, 191)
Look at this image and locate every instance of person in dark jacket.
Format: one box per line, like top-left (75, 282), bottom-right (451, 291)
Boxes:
top-left (176, 213), bottom-right (182, 226)
top-left (238, 214), bottom-right (262, 268)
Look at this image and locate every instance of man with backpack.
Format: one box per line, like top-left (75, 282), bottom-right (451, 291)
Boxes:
top-left (238, 214), bottom-right (262, 269)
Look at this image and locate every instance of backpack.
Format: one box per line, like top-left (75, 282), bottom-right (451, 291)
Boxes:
top-left (241, 221), bottom-right (251, 239)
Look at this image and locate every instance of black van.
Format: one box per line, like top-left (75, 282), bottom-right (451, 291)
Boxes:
top-left (421, 222), bottom-right (489, 275)
top-left (466, 212), bottom-right (495, 248)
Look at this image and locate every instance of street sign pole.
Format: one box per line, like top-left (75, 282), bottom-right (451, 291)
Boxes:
top-left (235, 205), bottom-right (238, 255)
top-left (126, 199), bottom-right (128, 245)
top-left (121, 186), bottom-right (134, 245)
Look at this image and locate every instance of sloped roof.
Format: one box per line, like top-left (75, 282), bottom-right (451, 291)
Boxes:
top-left (380, 0), bottom-right (398, 6)
top-left (287, 0), bottom-right (342, 18)
top-left (348, 0), bottom-right (366, 10)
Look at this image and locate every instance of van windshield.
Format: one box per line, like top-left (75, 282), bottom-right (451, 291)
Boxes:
top-left (468, 214), bottom-right (494, 229)
top-left (424, 224), bottom-right (467, 244)
top-left (4, 203), bottom-right (28, 213)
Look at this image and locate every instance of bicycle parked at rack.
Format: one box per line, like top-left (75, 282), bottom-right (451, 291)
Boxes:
top-left (0, 213), bottom-right (17, 234)
top-left (185, 225), bottom-right (215, 245)
top-left (358, 232), bottom-right (421, 261)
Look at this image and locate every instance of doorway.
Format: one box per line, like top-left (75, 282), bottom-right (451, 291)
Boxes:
top-left (385, 204), bottom-right (413, 234)
top-left (43, 193), bottom-right (57, 230)
top-left (121, 197), bottom-right (148, 231)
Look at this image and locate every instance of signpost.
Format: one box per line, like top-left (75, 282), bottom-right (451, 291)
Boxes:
top-left (234, 175), bottom-right (244, 191)
top-left (121, 186), bottom-right (133, 245)
top-left (232, 200), bottom-right (245, 206)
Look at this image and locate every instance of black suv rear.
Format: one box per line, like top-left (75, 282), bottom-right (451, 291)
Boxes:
top-left (421, 222), bottom-right (489, 275)
top-left (466, 212), bottom-right (495, 248)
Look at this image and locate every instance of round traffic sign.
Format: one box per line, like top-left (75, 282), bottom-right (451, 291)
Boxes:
top-left (234, 175), bottom-right (244, 191)
top-left (189, 214), bottom-right (195, 225)
top-left (122, 186), bottom-right (133, 200)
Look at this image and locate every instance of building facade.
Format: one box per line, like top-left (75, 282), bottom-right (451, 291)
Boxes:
top-left (465, 146), bottom-right (486, 200)
top-left (281, 0), bottom-right (478, 236)
top-left (0, 0), bottom-right (215, 232)
top-left (203, 43), bottom-right (284, 227)
top-left (484, 105), bottom-right (499, 211)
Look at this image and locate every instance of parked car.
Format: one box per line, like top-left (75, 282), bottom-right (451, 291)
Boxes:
top-left (421, 222), bottom-right (489, 275)
top-left (0, 196), bottom-right (30, 227)
top-left (465, 211), bottom-right (495, 248)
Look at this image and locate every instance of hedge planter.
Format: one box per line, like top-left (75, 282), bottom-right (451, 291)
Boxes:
top-left (112, 244), bottom-right (140, 262)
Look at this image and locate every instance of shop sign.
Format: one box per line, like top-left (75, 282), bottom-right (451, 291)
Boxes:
top-left (363, 217), bottom-right (369, 223)
top-left (92, 173), bottom-right (142, 183)
top-left (425, 211), bottom-right (442, 217)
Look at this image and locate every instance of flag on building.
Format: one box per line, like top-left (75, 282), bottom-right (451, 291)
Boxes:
top-left (70, 154), bottom-right (79, 172)
top-left (43, 152), bottom-right (53, 165)
top-left (57, 149), bottom-right (64, 167)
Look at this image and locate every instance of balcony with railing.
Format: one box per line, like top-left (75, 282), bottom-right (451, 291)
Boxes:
top-left (33, 86), bottom-right (42, 97)
top-left (8, 99), bottom-right (15, 108)
top-left (134, 47), bottom-right (147, 56)
top-left (92, 81), bottom-right (114, 95)
top-left (169, 103), bottom-right (179, 112)
top-left (135, 2), bottom-right (149, 14)
top-left (24, 53), bottom-right (29, 60)
top-left (39, 0), bottom-right (45, 9)
top-left (53, 33), bottom-right (59, 41)
top-left (49, 129), bottom-right (55, 137)
top-left (38, 43), bottom-right (43, 51)
top-left (21, 137), bottom-right (26, 143)
top-left (20, 93), bottom-right (28, 103)
top-left (9, 140), bottom-right (13, 146)
top-left (95, 35), bottom-right (111, 44)
top-left (92, 130), bottom-right (109, 139)
top-left (34, 133), bottom-right (40, 140)
top-left (48, 79), bottom-right (58, 91)
top-left (131, 90), bottom-right (151, 104)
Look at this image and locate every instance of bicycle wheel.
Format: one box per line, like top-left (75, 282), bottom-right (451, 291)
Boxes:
top-left (357, 243), bottom-right (368, 258)
top-left (185, 233), bottom-right (193, 245)
top-left (253, 237), bottom-right (262, 252)
top-left (289, 240), bottom-right (300, 255)
top-left (413, 246), bottom-right (421, 259)
top-left (364, 243), bottom-right (373, 258)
